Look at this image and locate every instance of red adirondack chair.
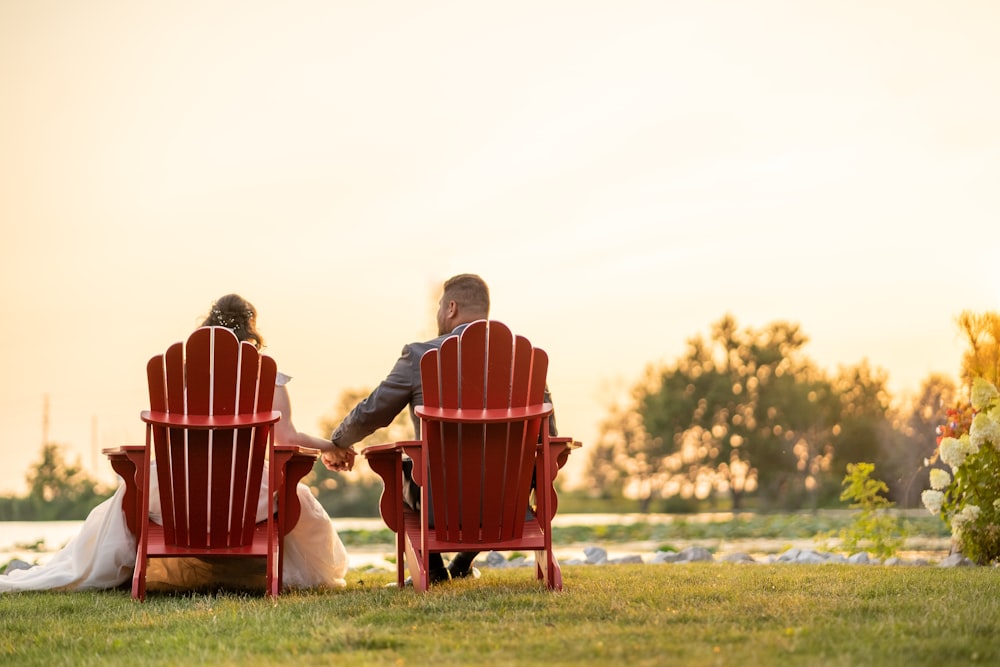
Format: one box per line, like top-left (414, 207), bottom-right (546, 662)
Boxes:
top-left (363, 320), bottom-right (580, 592)
top-left (103, 326), bottom-right (318, 600)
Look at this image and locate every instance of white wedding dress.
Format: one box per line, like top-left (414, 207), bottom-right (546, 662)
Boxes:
top-left (0, 467), bottom-right (349, 594)
top-left (2, 368), bottom-right (348, 594)
top-left (0, 470), bottom-right (349, 593)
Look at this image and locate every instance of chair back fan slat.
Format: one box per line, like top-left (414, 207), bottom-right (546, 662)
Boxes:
top-left (498, 335), bottom-right (535, 539)
top-left (478, 322), bottom-right (514, 542)
top-left (424, 336), bottom-right (457, 538)
top-left (236, 343), bottom-right (273, 545)
top-left (455, 321), bottom-right (488, 543)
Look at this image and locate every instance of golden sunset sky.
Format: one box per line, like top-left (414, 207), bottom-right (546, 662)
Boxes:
top-left (1, 1), bottom-right (997, 494)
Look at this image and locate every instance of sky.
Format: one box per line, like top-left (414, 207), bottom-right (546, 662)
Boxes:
top-left (1, 1), bottom-right (997, 495)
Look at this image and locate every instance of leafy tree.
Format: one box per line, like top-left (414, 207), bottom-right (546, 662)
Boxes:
top-left (309, 388), bottom-right (417, 517)
top-left (880, 374), bottom-right (956, 507)
top-left (635, 315), bottom-right (847, 510)
top-left (956, 310), bottom-right (1000, 388)
top-left (590, 315), bottom-right (900, 512)
top-left (819, 360), bottom-right (894, 505)
top-left (23, 443), bottom-right (109, 520)
top-left (584, 398), bottom-right (648, 507)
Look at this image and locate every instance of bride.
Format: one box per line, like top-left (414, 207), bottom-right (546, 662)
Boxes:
top-left (1, 294), bottom-right (355, 594)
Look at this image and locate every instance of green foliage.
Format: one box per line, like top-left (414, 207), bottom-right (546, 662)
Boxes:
top-left (2, 567), bottom-right (999, 666)
top-left (829, 462), bottom-right (907, 560)
top-left (311, 474), bottom-right (383, 518)
top-left (581, 314), bottom-right (983, 515)
top-left (329, 510), bottom-right (948, 549)
top-left (310, 386), bottom-right (418, 518)
top-left (0, 444), bottom-right (110, 520)
top-left (955, 310), bottom-right (1000, 387)
top-left (878, 374), bottom-right (955, 508)
top-left (597, 314), bottom-right (895, 512)
top-left (922, 378), bottom-right (1000, 564)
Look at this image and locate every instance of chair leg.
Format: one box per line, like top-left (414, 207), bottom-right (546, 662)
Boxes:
top-left (404, 534), bottom-right (428, 592)
top-left (267, 543), bottom-right (279, 598)
top-left (132, 558), bottom-right (146, 601)
top-left (396, 533), bottom-right (406, 587)
top-left (535, 549), bottom-right (562, 591)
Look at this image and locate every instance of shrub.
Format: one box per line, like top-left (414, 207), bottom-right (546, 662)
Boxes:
top-left (830, 462), bottom-right (906, 560)
top-left (922, 378), bottom-right (1000, 564)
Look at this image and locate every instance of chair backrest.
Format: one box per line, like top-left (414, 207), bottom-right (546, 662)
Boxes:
top-left (419, 320), bottom-right (549, 543)
top-left (145, 326), bottom-right (277, 549)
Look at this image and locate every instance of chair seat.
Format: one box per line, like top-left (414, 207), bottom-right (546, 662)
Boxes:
top-left (142, 522), bottom-right (275, 557)
top-left (402, 509), bottom-right (548, 553)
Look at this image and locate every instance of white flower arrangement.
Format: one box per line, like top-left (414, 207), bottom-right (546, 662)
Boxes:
top-left (922, 377), bottom-right (1000, 564)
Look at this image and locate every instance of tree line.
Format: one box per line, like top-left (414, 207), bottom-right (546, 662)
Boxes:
top-left (586, 310), bottom-right (1000, 513)
top-left (3, 310), bottom-right (996, 520)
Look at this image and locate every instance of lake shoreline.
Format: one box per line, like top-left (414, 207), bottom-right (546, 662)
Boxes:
top-left (2, 517), bottom-right (953, 571)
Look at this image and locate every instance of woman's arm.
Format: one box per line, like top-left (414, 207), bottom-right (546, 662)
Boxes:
top-left (272, 385), bottom-right (355, 470)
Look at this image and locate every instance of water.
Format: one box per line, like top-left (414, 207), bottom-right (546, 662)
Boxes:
top-left (0, 519), bottom-right (393, 570)
top-left (0, 516), bottom-right (953, 571)
top-left (1, 516), bottom-right (662, 570)
top-left (1, 521), bottom-right (85, 564)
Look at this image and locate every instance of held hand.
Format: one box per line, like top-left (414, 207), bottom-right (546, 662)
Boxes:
top-left (322, 446), bottom-right (356, 472)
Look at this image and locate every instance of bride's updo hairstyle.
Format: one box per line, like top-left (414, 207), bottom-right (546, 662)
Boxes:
top-left (202, 293), bottom-right (265, 350)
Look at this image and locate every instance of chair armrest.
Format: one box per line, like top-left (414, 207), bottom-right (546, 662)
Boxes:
top-left (539, 437), bottom-right (582, 471)
top-left (362, 441), bottom-right (414, 458)
top-left (274, 444), bottom-right (321, 457)
top-left (362, 441), bottom-right (418, 534)
top-left (103, 445), bottom-right (146, 536)
top-left (140, 410), bottom-right (282, 428)
top-left (270, 445), bottom-right (319, 535)
top-left (102, 445), bottom-right (146, 457)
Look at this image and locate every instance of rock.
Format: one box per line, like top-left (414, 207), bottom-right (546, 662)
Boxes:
top-left (721, 552), bottom-right (756, 563)
top-left (610, 555), bottom-right (644, 565)
top-left (507, 556), bottom-right (530, 568)
top-left (647, 550), bottom-right (681, 564)
top-left (583, 546), bottom-right (608, 565)
top-left (485, 551), bottom-right (508, 568)
top-left (777, 548), bottom-right (802, 562)
top-left (939, 553), bottom-right (976, 567)
top-left (678, 546), bottom-right (714, 562)
top-left (793, 549), bottom-right (828, 564)
top-left (2, 559), bottom-right (34, 573)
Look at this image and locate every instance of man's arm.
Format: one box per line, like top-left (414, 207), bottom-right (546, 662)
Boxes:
top-left (330, 344), bottom-right (418, 449)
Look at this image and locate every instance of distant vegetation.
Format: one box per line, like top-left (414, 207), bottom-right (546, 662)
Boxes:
top-left (584, 310), bottom-right (999, 513)
top-left (4, 311), bottom-right (996, 523)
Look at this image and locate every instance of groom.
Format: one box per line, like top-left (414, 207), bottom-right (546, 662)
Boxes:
top-left (324, 273), bottom-right (556, 583)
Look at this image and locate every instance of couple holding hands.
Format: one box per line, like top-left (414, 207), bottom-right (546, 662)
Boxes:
top-left (1, 274), bottom-right (503, 593)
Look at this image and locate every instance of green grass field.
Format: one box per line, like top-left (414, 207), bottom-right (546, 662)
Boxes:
top-left (2, 563), bottom-right (997, 667)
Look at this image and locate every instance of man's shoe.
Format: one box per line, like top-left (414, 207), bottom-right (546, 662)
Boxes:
top-left (386, 567), bottom-right (451, 588)
top-left (429, 567), bottom-right (452, 583)
top-left (447, 564), bottom-right (481, 580)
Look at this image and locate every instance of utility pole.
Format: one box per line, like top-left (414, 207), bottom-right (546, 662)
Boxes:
top-left (91, 415), bottom-right (98, 476)
top-left (42, 394), bottom-right (50, 445)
